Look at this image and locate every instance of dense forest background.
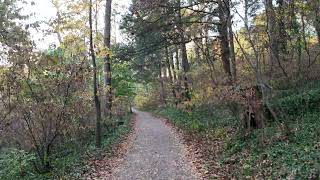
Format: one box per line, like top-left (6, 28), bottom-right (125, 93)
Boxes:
top-left (0, 0), bottom-right (320, 179)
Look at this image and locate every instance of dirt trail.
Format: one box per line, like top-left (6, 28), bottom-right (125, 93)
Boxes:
top-left (110, 109), bottom-right (199, 180)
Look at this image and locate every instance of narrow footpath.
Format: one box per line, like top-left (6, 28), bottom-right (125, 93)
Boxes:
top-left (110, 109), bottom-right (199, 180)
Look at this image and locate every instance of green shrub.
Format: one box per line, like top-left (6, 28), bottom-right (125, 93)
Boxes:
top-left (154, 81), bottom-right (320, 179)
top-left (272, 80), bottom-right (320, 117)
top-left (155, 104), bottom-right (237, 134)
top-left (224, 111), bottom-right (320, 178)
top-left (273, 89), bottom-right (320, 116)
top-left (0, 149), bottom-right (36, 179)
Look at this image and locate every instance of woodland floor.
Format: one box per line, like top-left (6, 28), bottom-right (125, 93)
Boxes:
top-left (87, 109), bottom-right (201, 180)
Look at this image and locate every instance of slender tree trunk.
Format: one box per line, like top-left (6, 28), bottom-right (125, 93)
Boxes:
top-left (227, 1), bottom-right (236, 83)
top-left (277, 0), bottom-right (287, 56)
top-left (89, 0), bottom-right (102, 148)
top-left (175, 45), bottom-right (182, 102)
top-left (195, 37), bottom-right (201, 62)
top-left (104, 0), bottom-right (112, 117)
top-left (180, 42), bottom-right (191, 101)
top-left (288, 0), bottom-right (302, 73)
top-left (159, 61), bottom-right (166, 105)
top-left (217, 0), bottom-right (232, 80)
top-left (308, 0), bottom-right (320, 44)
top-left (175, 45), bottom-right (180, 81)
top-left (205, 55), bottom-right (217, 92)
top-left (300, 10), bottom-right (311, 67)
top-left (95, 0), bottom-right (99, 36)
top-left (95, 0), bottom-right (103, 108)
top-left (177, 1), bottom-right (191, 101)
top-left (204, 28), bottom-right (217, 90)
top-left (51, 0), bottom-right (63, 44)
top-left (166, 47), bottom-right (177, 105)
top-left (244, 0), bottom-right (249, 27)
top-left (265, 0), bottom-right (279, 75)
top-left (170, 49), bottom-right (177, 82)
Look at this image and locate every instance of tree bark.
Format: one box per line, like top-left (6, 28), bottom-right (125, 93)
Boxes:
top-left (309, 0), bottom-right (320, 44)
top-left (177, 0), bottom-right (191, 101)
top-left (159, 61), bottom-right (166, 105)
top-left (104, 0), bottom-right (112, 117)
top-left (175, 45), bottom-right (180, 82)
top-left (175, 45), bottom-right (182, 102)
top-left (166, 47), bottom-right (177, 105)
top-left (265, 0), bottom-right (279, 74)
top-left (300, 10), bottom-right (311, 67)
top-left (170, 48), bottom-right (177, 82)
top-left (51, 0), bottom-right (63, 44)
top-left (227, 0), bottom-right (236, 83)
top-left (217, 0), bottom-right (232, 79)
top-left (277, 0), bottom-right (287, 54)
top-left (89, 0), bottom-right (102, 148)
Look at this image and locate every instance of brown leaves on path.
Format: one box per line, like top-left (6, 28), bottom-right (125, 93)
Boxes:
top-left (160, 117), bottom-right (234, 179)
top-left (84, 115), bottom-right (137, 180)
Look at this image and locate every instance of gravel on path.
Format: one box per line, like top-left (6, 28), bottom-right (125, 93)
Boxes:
top-left (111, 109), bottom-right (200, 180)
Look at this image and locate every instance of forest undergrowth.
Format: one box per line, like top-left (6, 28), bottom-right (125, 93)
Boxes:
top-left (0, 113), bottom-right (134, 179)
top-left (153, 80), bottom-right (320, 179)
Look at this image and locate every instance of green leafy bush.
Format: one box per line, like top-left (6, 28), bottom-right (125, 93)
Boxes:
top-left (273, 89), bottom-right (320, 116)
top-left (0, 149), bottom-right (36, 179)
top-left (224, 110), bottom-right (320, 178)
top-left (155, 104), bottom-right (236, 134)
top-left (155, 81), bottom-right (320, 179)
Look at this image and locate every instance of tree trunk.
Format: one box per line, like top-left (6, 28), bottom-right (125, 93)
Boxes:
top-left (288, 0), bottom-right (302, 72)
top-left (177, 1), bottom-right (191, 101)
top-left (204, 34), bottom-right (217, 91)
top-left (104, 0), bottom-right (112, 117)
top-left (277, 0), bottom-right (287, 55)
top-left (217, 0), bottom-right (232, 80)
top-left (180, 42), bottom-right (191, 101)
top-left (175, 45), bottom-right (180, 82)
top-left (166, 47), bottom-right (177, 105)
top-left (265, 0), bottom-right (279, 74)
top-left (300, 10), bottom-right (311, 67)
top-left (52, 1), bottom-right (63, 44)
top-left (309, 0), bottom-right (320, 44)
top-left (89, 0), bottom-right (102, 148)
top-left (170, 48), bottom-right (177, 82)
top-left (159, 61), bottom-right (166, 105)
top-left (227, 1), bottom-right (236, 83)
top-left (175, 45), bottom-right (182, 102)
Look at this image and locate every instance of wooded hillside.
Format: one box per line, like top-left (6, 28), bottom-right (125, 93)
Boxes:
top-left (0, 0), bottom-right (319, 179)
